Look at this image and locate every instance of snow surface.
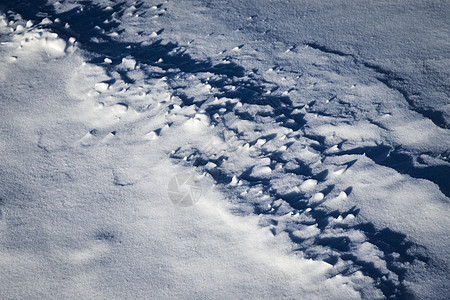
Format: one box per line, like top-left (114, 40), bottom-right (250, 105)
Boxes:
top-left (0, 0), bottom-right (449, 299)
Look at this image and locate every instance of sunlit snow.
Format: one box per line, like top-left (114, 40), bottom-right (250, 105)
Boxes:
top-left (0, 1), bottom-right (449, 299)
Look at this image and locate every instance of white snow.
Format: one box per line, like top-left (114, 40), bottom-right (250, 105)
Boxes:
top-left (0, 1), bottom-right (449, 299)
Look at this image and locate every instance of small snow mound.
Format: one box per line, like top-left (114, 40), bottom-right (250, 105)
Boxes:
top-left (230, 175), bottom-right (239, 186)
top-left (335, 191), bottom-right (348, 201)
top-left (255, 138), bottom-right (266, 146)
top-left (120, 57), bottom-right (136, 70)
top-left (324, 144), bottom-right (340, 154)
top-left (300, 179), bottom-right (318, 191)
top-left (145, 131), bottom-right (158, 140)
top-left (310, 192), bottom-right (324, 202)
top-left (344, 214), bottom-right (355, 222)
top-left (333, 165), bottom-right (348, 175)
top-left (94, 82), bottom-right (109, 93)
top-left (41, 37), bottom-right (67, 56)
top-left (15, 24), bottom-right (24, 32)
top-left (40, 18), bottom-right (53, 25)
top-left (251, 165), bottom-right (272, 177)
top-left (112, 103), bottom-right (128, 115)
top-left (183, 114), bottom-right (210, 132)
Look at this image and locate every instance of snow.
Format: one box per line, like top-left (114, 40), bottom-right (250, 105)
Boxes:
top-left (211, 0), bottom-right (450, 129)
top-left (0, 0), bottom-right (449, 299)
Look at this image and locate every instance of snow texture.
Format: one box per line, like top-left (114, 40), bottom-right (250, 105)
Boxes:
top-left (0, 0), bottom-right (449, 299)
